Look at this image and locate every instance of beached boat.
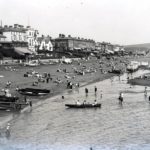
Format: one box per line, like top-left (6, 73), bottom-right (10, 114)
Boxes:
top-left (127, 61), bottom-right (140, 73)
top-left (18, 88), bottom-right (50, 96)
top-left (0, 95), bottom-right (28, 110)
top-left (24, 61), bottom-right (39, 67)
top-left (0, 95), bottom-right (19, 102)
top-left (109, 69), bottom-right (123, 75)
top-left (127, 64), bottom-right (139, 73)
top-left (65, 103), bottom-right (101, 108)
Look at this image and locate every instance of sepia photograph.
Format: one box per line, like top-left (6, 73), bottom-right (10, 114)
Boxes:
top-left (0, 0), bottom-right (150, 149)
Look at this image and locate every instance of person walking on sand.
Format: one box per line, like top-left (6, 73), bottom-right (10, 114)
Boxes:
top-left (46, 77), bottom-right (49, 83)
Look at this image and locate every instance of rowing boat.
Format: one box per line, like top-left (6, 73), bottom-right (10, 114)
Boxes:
top-left (65, 103), bottom-right (101, 108)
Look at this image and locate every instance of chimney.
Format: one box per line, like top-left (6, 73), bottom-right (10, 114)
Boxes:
top-left (62, 34), bottom-right (65, 38)
top-left (59, 34), bottom-right (62, 38)
top-left (19, 25), bottom-right (23, 28)
top-left (26, 26), bottom-right (31, 29)
top-left (14, 24), bottom-right (18, 28)
top-left (4, 25), bottom-right (8, 28)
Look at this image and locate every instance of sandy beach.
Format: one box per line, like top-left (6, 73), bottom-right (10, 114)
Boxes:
top-left (0, 57), bottom-right (128, 96)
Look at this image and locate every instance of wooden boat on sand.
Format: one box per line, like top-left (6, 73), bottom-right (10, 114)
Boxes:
top-left (0, 95), bottom-right (19, 102)
top-left (0, 95), bottom-right (28, 110)
top-left (108, 69), bottom-right (123, 75)
top-left (18, 88), bottom-right (50, 96)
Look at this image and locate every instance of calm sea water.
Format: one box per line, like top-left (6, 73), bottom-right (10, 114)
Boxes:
top-left (1, 70), bottom-right (150, 150)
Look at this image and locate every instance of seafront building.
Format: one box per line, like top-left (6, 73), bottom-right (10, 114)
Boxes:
top-left (96, 42), bottom-right (124, 54)
top-left (0, 24), bottom-right (38, 54)
top-left (55, 34), bottom-right (95, 52)
top-left (0, 24), bottom-right (27, 47)
top-left (0, 23), bottom-right (126, 59)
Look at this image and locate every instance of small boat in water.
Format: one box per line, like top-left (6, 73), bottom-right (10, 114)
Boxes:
top-left (18, 88), bottom-right (50, 96)
top-left (65, 103), bottom-right (101, 108)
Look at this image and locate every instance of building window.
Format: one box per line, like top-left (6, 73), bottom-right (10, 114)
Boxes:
top-left (30, 39), bottom-right (32, 46)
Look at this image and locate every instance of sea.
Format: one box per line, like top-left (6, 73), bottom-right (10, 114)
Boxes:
top-left (0, 70), bottom-right (150, 150)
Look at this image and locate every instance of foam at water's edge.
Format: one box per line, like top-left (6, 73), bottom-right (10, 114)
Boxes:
top-left (1, 143), bottom-right (150, 150)
top-left (0, 115), bottom-right (13, 128)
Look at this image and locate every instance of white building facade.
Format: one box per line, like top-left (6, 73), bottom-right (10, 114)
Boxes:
top-left (0, 24), bottom-right (39, 53)
top-left (1, 24), bottom-right (27, 43)
top-left (37, 36), bottom-right (53, 51)
top-left (26, 26), bottom-right (39, 52)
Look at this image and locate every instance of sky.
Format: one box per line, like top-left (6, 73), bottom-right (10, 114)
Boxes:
top-left (1, 0), bottom-right (150, 45)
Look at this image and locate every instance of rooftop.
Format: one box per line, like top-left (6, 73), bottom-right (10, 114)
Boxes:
top-left (55, 34), bottom-right (95, 42)
top-left (0, 27), bottom-right (27, 33)
top-left (0, 24), bottom-right (30, 33)
top-left (37, 36), bottom-right (52, 44)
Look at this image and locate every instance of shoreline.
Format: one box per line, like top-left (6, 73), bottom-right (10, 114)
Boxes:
top-left (0, 56), bottom-right (128, 128)
top-left (1, 55), bottom-right (149, 129)
top-left (0, 72), bottom-right (116, 128)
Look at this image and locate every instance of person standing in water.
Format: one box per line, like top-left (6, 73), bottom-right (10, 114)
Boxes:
top-left (144, 86), bottom-right (148, 96)
top-left (76, 100), bottom-right (81, 105)
top-left (100, 90), bottom-right (103, 99)
top-left (149, 96), bottom-right (150, 101)
top-left (94, 86), bottom-right (97, 94)
top-left (5, 123), bottom-right (11, 138)
top-left (85, 88), bottom-right (89, 96)
top-left (119, 92), bottom-right (123, 103)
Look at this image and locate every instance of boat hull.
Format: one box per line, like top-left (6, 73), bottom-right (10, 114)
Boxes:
top-left (109, 69), bottom-right (123, 75)
top-left (65, 103), bottom-right (101, 108)
top-left (0, 95), bottom-right (19, 102)
top-left (127, 67), bottom-right (138, 73)
top-left (18, 88), bottom-right (50, 96)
